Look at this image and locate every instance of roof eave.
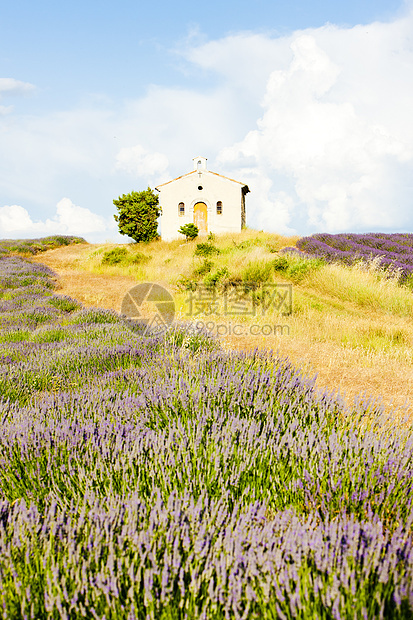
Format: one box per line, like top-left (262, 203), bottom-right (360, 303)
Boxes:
top-left (155, 170), bottom-right (196, 190)
top-left (155, 169), bottom-right (250, 190)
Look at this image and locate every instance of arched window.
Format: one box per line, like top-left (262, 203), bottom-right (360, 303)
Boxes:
top-left (178, 202), bottom-right (185, 216)
top-left (216, 201), bottom-right (223, 215)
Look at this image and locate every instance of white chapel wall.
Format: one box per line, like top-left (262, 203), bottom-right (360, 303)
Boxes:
top-left (158, 172), bottom-right (244, 242)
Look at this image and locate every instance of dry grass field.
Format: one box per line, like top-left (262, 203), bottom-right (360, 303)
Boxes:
top-left (31, 230), bottom-right (413, 424)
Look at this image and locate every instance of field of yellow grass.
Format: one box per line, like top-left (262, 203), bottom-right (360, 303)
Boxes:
top-left (31, 230), bottom-right (413, 422)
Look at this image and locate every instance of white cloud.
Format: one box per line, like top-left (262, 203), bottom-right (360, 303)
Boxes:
top-left (0, 199), bottom-right (116, 242)
top-left (0, 78), bottom-right (35, 97)
top-left (0, 205), bottom-right (34, 232)
top-left (213, 13), bottom-right (413, 233)
top-left (181, 32), bottom-right (293, 98)
top-left (53, 198), bottom-right (111, 235)
top-left (0, 78), bottom-right (35, 113)
top-left (115, 145), bottom-right (169, 178)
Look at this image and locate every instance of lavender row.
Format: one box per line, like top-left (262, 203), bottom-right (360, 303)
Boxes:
top-left (1, 354), bottom-right (412, 523)
top-left (0, 494), bottom-right (412, 620)
top-left (297, 233), bottom-right (413, 278)
top-left (0, 235), bottom-right (85, 256)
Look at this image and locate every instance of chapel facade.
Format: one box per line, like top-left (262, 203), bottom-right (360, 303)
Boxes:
top-left (155, 157), bottom-right (250, 241)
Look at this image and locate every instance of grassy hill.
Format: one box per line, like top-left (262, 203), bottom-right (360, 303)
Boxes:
top-left (29, 229), bottom-right (413, 419)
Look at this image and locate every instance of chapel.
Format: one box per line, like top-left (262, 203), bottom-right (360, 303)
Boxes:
top-left (155, 157), bottom-right (250, 241)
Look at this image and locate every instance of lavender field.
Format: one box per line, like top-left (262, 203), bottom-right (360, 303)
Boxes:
top-left (0, 255), bottom-right (413, 619)
top-left (0, 236), bottom-right (85, 257)
top-left (297, 233), bottom-right (413, 280)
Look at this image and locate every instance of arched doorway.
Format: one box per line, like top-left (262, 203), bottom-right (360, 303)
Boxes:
top-left (193, 202), bottom-right (208, 234)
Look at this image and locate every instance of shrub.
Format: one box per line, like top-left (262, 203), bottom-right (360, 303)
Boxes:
top-left (271, 253), bottom-right (325, 283)
top-left (176, 276), bottom-right (197, 291)
top-left (242, 261), bottom-right (272, 284)
top-left (204, 267), bottom-right (229, 288)
top-left (113, 188), bottom-right (161, 243)
top-left (233, 238), bottom-right (263, 251)
top-left (194, 243), bottom-right (221, 257)
top-left (101, 248), bottom-right (128, 265)
top-left (130, 252), bottom-right (151, 265)
top-left (178, 224), bottom-right (199, 242)
top-left (48, 296), bottom-right (82, 313)
top-left (286, 257), bottom-right (325, 282)
top-left (101, 248), bottom-right (151, 267)
top-left (272, 256), bottom-right (289, 272)
top-left (286, 261), bottom-right (313, 282)
top-left (193, 259), bottom-right (214, 276)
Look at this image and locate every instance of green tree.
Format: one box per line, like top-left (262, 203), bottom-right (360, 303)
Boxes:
top-left (113, 188), bottom-right (161, 243)
top-left (178, 223), bottom-right (199, 242)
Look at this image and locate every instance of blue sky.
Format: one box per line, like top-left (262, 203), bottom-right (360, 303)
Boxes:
top-left (0, 0), bottom-right (412, 241)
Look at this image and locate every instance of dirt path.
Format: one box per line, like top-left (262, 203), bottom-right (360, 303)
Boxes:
top-left (32, 245), bottom-right (136, 312)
